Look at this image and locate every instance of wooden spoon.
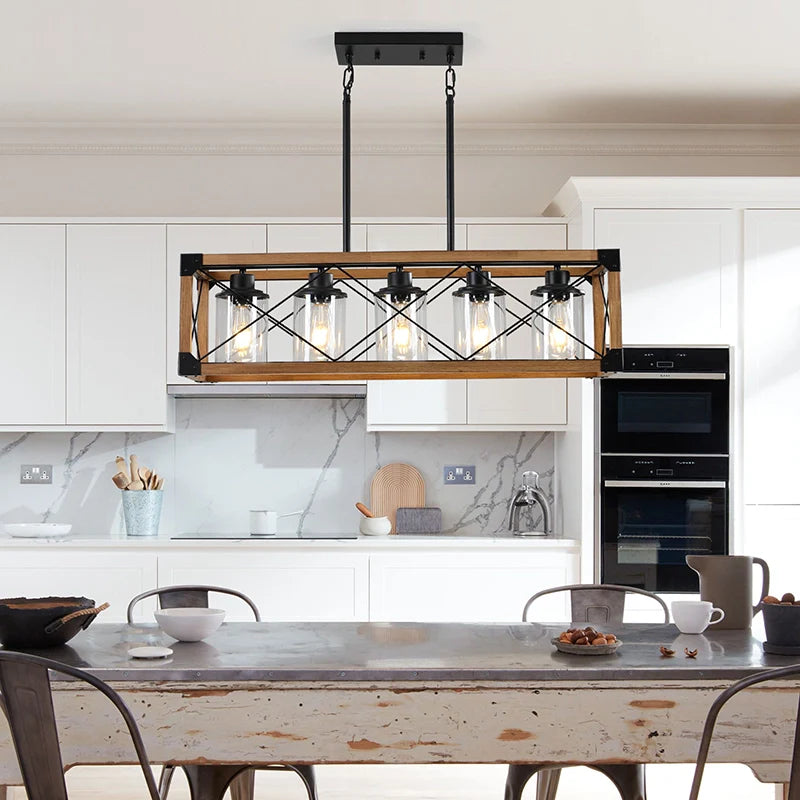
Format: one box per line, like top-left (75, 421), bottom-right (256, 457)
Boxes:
top-left (128, 455), bottom-right (144, 491)
top-left (355, 502), bottom-right (374, 518)
top-left (115, 456), bottom-right (130, 483)
top-left (111, 472), bottom-right (130, 490)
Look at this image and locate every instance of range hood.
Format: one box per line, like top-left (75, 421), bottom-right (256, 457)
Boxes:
top-left (167, 383), bottom-right (366, 399)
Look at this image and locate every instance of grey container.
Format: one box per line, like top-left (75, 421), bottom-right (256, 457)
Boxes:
top-left (121, 490), bottom-right (163, 537)
top-left (763, 603), bottom-right (800, 648)
top-left (395, 507), bottom-right (442, 534)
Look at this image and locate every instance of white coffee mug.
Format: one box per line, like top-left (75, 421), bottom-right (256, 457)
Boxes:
top-left (671, 600), bottom-right (726, 634)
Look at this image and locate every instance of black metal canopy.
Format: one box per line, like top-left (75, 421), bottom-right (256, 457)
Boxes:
top-left (334, 32), bottom-right (463, 66)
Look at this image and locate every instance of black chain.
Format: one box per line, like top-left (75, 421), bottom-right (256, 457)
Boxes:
top-left (445, 51), bottom-right (456, 97)
top-left (343, 52), bottom-right (354, 97)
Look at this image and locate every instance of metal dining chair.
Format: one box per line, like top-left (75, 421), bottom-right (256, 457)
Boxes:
top-left (0, 650), bottom-right (161, 800)
top-left (128, 585), bottom-right (318, 800)
top-left (689, 663), bottom-right (800, 800)
top-left (505, 583), bottom-right (670, 800)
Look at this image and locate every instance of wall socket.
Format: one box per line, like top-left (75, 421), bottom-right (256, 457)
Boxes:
top-left (20, 464), bottom-right (53, 484)
top-left (443, 465), bottom-right (476, 485)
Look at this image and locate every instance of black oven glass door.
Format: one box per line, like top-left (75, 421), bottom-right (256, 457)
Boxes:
top-left (601, 480), bottom-right (728, 592)
top-left (600, 379), bottom-right (729, 454)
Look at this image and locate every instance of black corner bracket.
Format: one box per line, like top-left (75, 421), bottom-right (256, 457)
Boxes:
top-left (180, 253), bottom-right (204, 276)
top-left (597, 249), bottom-right (621, 272)
top-left (600, 348), bottom-right (624, 373)
top-left (178, 353), bottom-right (201, 377)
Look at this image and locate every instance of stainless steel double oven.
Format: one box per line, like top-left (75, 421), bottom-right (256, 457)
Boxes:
top-left (597, 347), bottom-right (730, 592)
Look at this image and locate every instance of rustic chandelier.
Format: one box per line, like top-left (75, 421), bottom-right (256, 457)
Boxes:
top-left (178, 33), bottom-right (621, 383)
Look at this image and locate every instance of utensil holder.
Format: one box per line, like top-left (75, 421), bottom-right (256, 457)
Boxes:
top-left (121, 490), bottom-right (163, 537)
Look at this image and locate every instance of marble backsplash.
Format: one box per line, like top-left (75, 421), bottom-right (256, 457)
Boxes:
top-left (0, 399), bottom-right (554, 536)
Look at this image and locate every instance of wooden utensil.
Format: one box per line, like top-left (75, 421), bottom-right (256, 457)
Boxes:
top-left (140, 467), bottom-right (152, 486)
top-left (128, 455), bottom-right (144, 491)
top-left (115, 456), bottom-right (130, 483)
top-left (111, 472), bottom-right (130, 490)
top-left (370, 463), bottom-right (425, 534)
top-left (355, 502), bottom-right (374, 518)
top-left (154, 476), bottom-right (164, 490)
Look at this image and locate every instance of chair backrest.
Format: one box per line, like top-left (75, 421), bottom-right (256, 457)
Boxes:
top-left (521, 583), bottom-right (670, 625)
top-left (690, 663), bottom-right (800, 800)
top-left (0, 650), bottom-right (160, 800)
top-left (126, 584), bottom-right (261, 624)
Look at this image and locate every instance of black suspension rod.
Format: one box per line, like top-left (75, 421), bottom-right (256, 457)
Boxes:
top-left (342, 54), bottom-right (354, 252)
top-left (445, 54), bottom-right (456, 251)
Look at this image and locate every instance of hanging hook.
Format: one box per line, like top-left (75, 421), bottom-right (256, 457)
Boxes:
top-left (343, 51), bottom-right (354, 96)
top-left (445, 50), bottom-right (456, 98)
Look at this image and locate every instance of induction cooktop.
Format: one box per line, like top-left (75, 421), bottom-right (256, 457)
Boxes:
top-left (171, 531), bottom-right (358, 540)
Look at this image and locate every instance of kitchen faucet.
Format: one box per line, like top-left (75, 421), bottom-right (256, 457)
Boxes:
top-left (507, 470), bottom-right (552, 536)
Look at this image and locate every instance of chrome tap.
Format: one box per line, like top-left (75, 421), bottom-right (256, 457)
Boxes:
top-left (507, 470), bottom-right (552, 536)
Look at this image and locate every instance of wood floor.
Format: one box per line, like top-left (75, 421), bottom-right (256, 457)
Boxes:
top-left (7, 763), bottom-right (775, 799)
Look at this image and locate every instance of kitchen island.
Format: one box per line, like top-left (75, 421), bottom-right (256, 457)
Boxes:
top-left (0, 534), bottom-right (579, 625)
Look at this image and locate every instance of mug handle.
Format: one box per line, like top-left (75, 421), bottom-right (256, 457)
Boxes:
top-left (753, 557), bottom-right (770, 615)
top-left (708, 607), bottom-right (726, 626)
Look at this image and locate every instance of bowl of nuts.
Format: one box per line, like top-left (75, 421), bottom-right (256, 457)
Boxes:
top-left (762, 593), bottom-right (800, 653)
top-left (552, 627), bottom-right (621, 655)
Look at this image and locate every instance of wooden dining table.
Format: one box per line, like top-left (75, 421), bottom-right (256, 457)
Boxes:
top-left (0, 620), bottom-right (798, 799)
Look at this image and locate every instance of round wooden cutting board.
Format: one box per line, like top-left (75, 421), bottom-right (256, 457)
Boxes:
top-left (370, 463), bottom-right (426, 533)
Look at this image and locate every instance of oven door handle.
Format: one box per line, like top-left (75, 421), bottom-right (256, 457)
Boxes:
top-left (602, 372), bottom-right (727, 380)
top-left (603, 479), bottom-right (727, 488)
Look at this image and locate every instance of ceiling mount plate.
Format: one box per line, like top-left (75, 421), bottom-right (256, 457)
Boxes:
top-left (335, 32), bottom-right (463, 66)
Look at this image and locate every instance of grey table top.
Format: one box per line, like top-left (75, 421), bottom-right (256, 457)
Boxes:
top-left (17, 621), bottom-right (798, 683)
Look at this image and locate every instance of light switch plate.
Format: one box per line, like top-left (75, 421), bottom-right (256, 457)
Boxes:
top-left (443, 465), bottom-right (475, 485)
top-left (20, 464), bottom-right (52, 484)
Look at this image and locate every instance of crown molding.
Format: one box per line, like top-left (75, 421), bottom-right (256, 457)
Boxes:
top-left (1, 122), bottom-right (799, 156)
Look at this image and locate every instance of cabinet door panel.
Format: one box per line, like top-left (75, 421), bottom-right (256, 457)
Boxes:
top-left (467, 379), bottom-right (567, 426)
top-left (369, 551), bottom-right (577, 622)
top-left (743, 210), bottom-right (800, 503)
top-left (157, 552), bottom-right (370, 621)
top-left (66, 225), bottom-right (167, 425)
top-left (167, 225), bottom-right (266, 384)
top-left (367, 379), bottom-right (467, 426)
top-left (595, 209), bottom-right (736, 346)
top-left (0, 225), bottom-right (65, 424)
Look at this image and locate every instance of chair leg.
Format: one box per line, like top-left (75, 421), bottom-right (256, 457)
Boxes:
top-left (229, 768), bottom-right (256, 800)
top-left (286, 764), bottom-right (319, 800)
top-left (159, 765), bottom-right (176, 798)
top-left (535, 768), bottom-right (562, 800)
top-left (590, 764), bottom-right (646, 800)
top-left (505, 764), bottom-right (549, 800)
top-left (182, 765), bottom-right (251, 800)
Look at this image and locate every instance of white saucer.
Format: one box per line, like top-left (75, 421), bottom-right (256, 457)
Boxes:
top-left (128, 646), bottom-right (173, 659)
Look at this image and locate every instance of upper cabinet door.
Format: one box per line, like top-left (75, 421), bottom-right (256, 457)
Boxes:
top-left (66, 225), bottom-right (167, 426)
top-left (595, 209), bottom-right (737, 346)
top-left (743, 210), bottom-right (800, 504)
top-left (166, 225), bottom-right (267, 384)
top-left (0, 225), bottom-right (66, 425)
top-left (267, 224), bottom-right (367, 363)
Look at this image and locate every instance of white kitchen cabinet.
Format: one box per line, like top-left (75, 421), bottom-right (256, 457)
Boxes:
top-left (166, 224), bottom-right (267, 385)
top-left (743, 210), bottom-right (800, 504)
top-left (369, 549), bottom-right (578, 622)
top-left (0, 551), bottom-right (158, 624)
top-left (0, 225), bottom-right (65, 427)
top-left (366, 222), bottom-right (571, 430)
top-left (594, 208), bottom-right (737, 346)
top-left (66, 225), bottom-right (169, 427)
top-left (157, 551), bottom-right (370, 621)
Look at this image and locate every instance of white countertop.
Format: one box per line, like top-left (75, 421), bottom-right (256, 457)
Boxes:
top-left (0, 532), bottom-right (580, 550)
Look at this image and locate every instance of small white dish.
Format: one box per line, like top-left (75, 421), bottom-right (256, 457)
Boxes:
top-left (155, 607), bottom-right (226, 642)
top-left (359, 516), bottom-right (392, 536)
top-left (128, 645), bottom-right (173, 659)
top-left (3, 523), bottom-right (72, 538)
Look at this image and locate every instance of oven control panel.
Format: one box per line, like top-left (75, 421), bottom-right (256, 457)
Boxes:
top-left (601, 455), bottom-right (728, 480)
top-left (618, 347), bottom-right (729, 373)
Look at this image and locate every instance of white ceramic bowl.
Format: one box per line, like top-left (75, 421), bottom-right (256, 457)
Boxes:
top-left (154, 607), bottom-right (225, 642)
top-left (3, 523), bottom-right (72, 538)
top-left (359, 516), bottom-right (392, 536)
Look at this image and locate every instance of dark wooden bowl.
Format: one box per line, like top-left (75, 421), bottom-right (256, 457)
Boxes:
top-left (0, 596), bottom-right (105, 649)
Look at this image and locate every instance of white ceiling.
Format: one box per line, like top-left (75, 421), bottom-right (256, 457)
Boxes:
top-left (3, 0), bottom-right (800, 126)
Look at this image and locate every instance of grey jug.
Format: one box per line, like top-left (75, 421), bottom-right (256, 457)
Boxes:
top-left (686, 555), bottom-right (770, 630)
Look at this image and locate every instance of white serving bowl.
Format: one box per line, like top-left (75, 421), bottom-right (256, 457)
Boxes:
top-left (154, 607), bottom-right (225, 642)
top-left (3, 523), bottom-right (72, 538)
top-left (359, 516), bottom-right (392, 536)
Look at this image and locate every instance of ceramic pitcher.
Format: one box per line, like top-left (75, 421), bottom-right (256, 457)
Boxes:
top-left (686, 555), bottom-right (770, 630)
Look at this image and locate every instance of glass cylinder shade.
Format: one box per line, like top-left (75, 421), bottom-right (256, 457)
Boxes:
top-left (292, 270), bottom-right (347, 361)
top-left (375, 268), bottom-right (428, 361)
top-left (452, 269), bottom-right (507, 360)
top-left (213, 272), bottom-right (268, 363)
top-left (532, 267), bottom-right (585, 360)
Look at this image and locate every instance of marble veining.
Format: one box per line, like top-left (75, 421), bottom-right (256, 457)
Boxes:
top-left (0, 398), bottom-right (554, 537)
